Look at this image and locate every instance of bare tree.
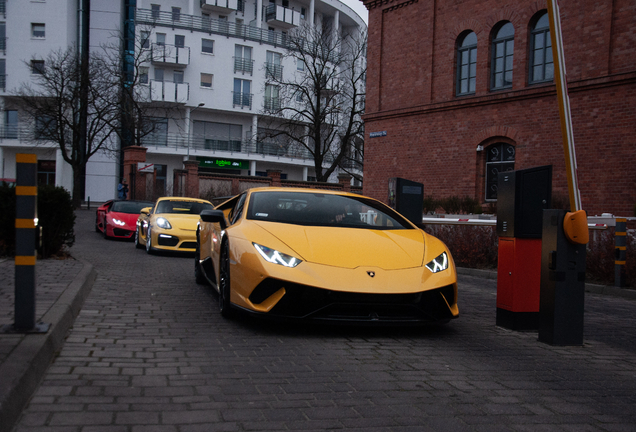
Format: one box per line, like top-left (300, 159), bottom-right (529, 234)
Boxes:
top-left (99, 25), bottom-right (186, 150)
top-left (261, 22), bottom-right (366, 183)
top-left (13, 47), bottom-right (119, 206)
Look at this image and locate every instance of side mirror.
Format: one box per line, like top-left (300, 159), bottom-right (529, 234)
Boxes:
top-left (200, 209), bottom-right (227, 230)
top-left (140, 207), bottom-right (152, 215)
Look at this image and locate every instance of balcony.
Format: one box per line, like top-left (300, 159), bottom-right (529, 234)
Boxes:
top-left (200, 0), bottom-right (238, 14)
top-left (232, 92), bottom-right (253, 109)
top-left (0, 74), bottom-right (5, 92)
top-left (151, 43), bottom-right (190, 66)
top-left (0, 37), bottom-right (6, 54)
top-left (265, 63), bottom-right (283, 80)
top-left (137, 8), bottom-right (306, 49)
top-left (263, 96), bottom-right (281, 112)
top-left (265, 4), bottom-right (301, 29)
top-left (150, 80), bottom-right (189, 103)
top-left (233, 57), bottom-right (254, 75)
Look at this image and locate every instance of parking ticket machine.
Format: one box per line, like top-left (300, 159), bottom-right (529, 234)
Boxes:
top-left (496, 165), bottom-right (552, 330)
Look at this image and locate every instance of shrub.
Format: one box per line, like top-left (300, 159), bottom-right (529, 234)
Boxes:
top-left (425, 225), bottom-right (498, 269)
top-left (586, 229), bottom-right (615, 285)
top-left (0, 182), bottom-right (17, 256)
top-left (0, 184), bottom-right (75, 258)
top-left (37, 185), bottom-right (75, 258)
top-left (435, 196), bottom-right (483, 215)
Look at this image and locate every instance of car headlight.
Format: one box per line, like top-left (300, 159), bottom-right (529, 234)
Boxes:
top-left (112, 219), bottom-right (126, 226)
top-left (156, 217), bottom-right (172, 229)
top-left (425, 252), bottom-right (449, 273)
top-left (253, 243), bottom-right (301, 268)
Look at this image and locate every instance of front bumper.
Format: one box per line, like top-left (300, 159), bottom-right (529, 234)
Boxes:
top-left (243, 278), bottom-right (458, 324)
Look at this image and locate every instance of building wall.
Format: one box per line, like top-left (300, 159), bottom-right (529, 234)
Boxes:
top-left (361, 0), bottom-right (636, 216)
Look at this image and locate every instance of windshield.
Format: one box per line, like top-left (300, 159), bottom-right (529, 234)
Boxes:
top-left (246, 191), bottom-right (413, 229)
top-left (155, 200), bottom-right (213, 215)
top-left (111, 201), bottom-right (154, 214)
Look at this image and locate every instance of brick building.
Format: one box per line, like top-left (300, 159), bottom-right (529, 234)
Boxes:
top-left (360, 0), bottom-right (636, 216)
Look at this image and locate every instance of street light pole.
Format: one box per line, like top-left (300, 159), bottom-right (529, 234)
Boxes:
top-left (187, 102), bottom-right (205, 159)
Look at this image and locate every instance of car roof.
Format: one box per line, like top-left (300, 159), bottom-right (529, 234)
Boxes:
top-left (246, 187), bottom-right (361, 198)
top-left (155, 197), bottom-right (212, 204)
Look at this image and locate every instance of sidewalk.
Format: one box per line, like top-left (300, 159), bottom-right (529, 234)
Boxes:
top-left (0, 257), bottom-right (96, 432)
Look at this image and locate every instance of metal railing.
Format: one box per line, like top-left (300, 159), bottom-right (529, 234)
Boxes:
top-left (0, 74), bottom-right (6, 92)
top-left (263, 96), bottom-right (281, 111)
top-left (0, 37), bottom-right (6, 54)
top-left (265, 62), bottom-right (283, 80)
top-left (140, 132), bottom-right (314, 160)
top-left (233, 57), bottom-right (254, 75)
top-left (232, 92), bottom-right (253, 109)
top-left (136, 8), bottom-right (338, 59)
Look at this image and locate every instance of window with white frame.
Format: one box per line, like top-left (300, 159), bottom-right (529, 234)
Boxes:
top-left (175, 35), bottom-right (185, 48)
top-left (172, 7), bottom-right (181, 21)
top-left (202, 39), bottom-right (214, 54)
top-left (31, 23), bottom-right (45, 38)
top-left (156, 33), bottom-right (166, 46)
top-left (201, 73), bottom-right (213, 88)
top-left (234, 45), bottom-right (253, 75)
top-left (233, 78), bottom-right (252, 108)
top-left (265, 84), bottom-right (280, 111)
top-left (141, 31), bottom-right (150, 49)
top-left (266, 51), bottom-right (282, 80)
top-left (31, 60), bottom-right (45, 75)
top-left (139, 67), bottom-right (149, 84)
top-left (151, 4), bottom-right (160, 19)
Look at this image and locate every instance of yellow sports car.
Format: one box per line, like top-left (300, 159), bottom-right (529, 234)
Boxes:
top-left (135, 197), bottom-right (214, 254)
top-left (195, 188), bottom-right (458, 323)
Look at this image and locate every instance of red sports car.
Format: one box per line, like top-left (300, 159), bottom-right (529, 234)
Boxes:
top-left (96, 200), bottom-right (154, 239)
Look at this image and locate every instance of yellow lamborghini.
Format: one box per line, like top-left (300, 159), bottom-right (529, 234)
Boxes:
top-left (135, 197), bottom-right (213, 254)
top-left (195, 188), bottom-right (458, 324)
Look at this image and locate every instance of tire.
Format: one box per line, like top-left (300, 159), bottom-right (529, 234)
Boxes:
top-left (135, 227), bottom-right (143, 249)
top-left (145, 227), bottom-right (153, 254)
top-left (194, 240), bottom-right (207, 285)
top-left (218, 241), bottom-right (234, 318)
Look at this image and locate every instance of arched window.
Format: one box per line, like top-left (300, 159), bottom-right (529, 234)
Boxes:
top-left (456, 32), bottom-right (477, 96)
top-left (491, 22), bottom-right (514, 90)
top-left (529, 12), bottom-right (554, 84)
top-left (485, 142), bottom-right (515, 201)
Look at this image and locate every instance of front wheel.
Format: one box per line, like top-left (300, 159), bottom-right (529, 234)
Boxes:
top-left (135, 227), bottom-right (143, 249)
top-left (145, 228), bottom-right (153, 254)
top-left (218, 242), bottom-right (234, 318)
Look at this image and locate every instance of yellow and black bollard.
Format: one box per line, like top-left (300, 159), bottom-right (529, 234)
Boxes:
top-left (12, 154), bottom-right (49, 333)
top-left (615, 218), bottom-right (627, 288)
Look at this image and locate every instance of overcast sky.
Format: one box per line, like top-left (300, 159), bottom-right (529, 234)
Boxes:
top-left (341, 0), bottom-right (368, 24)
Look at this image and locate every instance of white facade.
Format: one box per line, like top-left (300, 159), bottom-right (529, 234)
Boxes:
top-left (0, 0), bottom-right (366, 201)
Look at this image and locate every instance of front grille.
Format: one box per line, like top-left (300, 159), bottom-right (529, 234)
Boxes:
top-left (180, 242), bottom-right (197, 249)
top-left (158, 236), bottom-right (179, 246)
top-left (249, 279), bottom-right (456, 323)
top-left (113, 228), bottom-right (133, 237)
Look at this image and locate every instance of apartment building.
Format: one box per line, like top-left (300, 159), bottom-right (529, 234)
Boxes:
top-left (0, 0), bottom-right (366, 201)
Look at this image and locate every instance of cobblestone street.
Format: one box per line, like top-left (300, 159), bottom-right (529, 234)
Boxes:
top-left (6, 209), bottom-right (636, 431)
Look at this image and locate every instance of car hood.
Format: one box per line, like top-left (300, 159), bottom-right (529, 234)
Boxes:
top-left (254, 223), bottom-right (425, 270)
top-left (155, 214), bottom-right (200, 231)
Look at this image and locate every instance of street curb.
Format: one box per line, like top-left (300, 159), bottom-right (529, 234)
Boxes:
top-left (0, 259), bottom-right (96, 432)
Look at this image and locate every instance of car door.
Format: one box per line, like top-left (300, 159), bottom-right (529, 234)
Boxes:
top-left (209, 193), bottom-right (246, 287)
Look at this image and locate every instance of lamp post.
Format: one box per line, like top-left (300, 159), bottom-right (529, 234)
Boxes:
top-left (187, 102), bottom-right (205, 159)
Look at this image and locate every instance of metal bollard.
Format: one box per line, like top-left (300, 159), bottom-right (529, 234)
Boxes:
top-left (615, 218), bottom-right (627, 288)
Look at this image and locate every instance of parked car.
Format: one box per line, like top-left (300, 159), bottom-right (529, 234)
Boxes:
top-left (136, 197), bottom-right (214, 253)
top-left (96, 200), bottom-right (154, 239)
top-left (195, 187), bottom-right (459, 324)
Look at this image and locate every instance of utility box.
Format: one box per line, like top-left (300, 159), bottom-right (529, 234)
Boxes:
top-left (388, 178), bottom-right (424, 226)
top-left (496, 165), bottom-right (552, 331)
top-left (497, 165), bottom-right (552, 238)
